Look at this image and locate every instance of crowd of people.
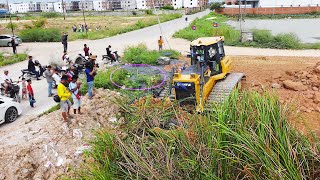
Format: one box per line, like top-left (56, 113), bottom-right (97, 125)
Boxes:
top-left (72, 24), bottom-right (89, 33)
top-left (1, 44), bottom-right (99, 127)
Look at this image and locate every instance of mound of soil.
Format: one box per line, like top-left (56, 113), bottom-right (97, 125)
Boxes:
top-left (0, 89), bottom-right (121, 179)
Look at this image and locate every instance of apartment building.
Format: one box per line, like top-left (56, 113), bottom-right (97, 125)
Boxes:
top-left (136, 0), bottom-right (147, 9)
top-left (9, 3), bottom-right (29, 13)
top-left (121, 0), bottom-right (137, 10)
top-left (172, 0), bottom-right (207, 8)
top-left (0, 3), bottom-right (8, 9)
top-left (79, 0), bottom-right (94, 10)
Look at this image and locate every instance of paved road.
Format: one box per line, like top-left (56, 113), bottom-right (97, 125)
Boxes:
top-left (0, 10), bottom-right (209, 118)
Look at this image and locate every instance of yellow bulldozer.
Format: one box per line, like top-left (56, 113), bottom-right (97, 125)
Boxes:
top-left (160, 36), bottom-right (245, 111)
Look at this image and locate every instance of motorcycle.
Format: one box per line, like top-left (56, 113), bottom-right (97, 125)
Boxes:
top-left (20, 60), bottom-right (45, 79)
top-left (102, 51), bottom-right (121, 64)
top-left (0, 81), bottom-right (21, 103)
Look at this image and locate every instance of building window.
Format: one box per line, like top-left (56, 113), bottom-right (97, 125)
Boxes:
top-left (174, 3), bottom-right (176, 5)
top-left (190, 3), bottom-right (192, 5)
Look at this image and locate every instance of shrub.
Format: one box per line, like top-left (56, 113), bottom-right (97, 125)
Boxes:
top-left (41, 12), bottom-right (60, 18)
top-left (161, 5), bottom-right (174, 10)
top-left (5, 23), bottom-right (18, 31)
top-left (0, 53), bottom-right (28, 67)
top-left (210, 2), bottom-right (224, 13)
top-left (274, 33), bottom-right (301, 49)
top-left (32, 19), bottom-right (47, 28)
top-left (123, 44), bottom-right (161, 64)
top-left (19, 28), bottom-right (61, 42)
top-left (145, 9), bottom-right (153, 15)
top-left (75, 90), bottom-right (320, 179)
top-left (132, 11), bottom-right (137, 16)
top-left (252, 29), bottom-right (274, 43)
top-left (23, 24), bottom-right (33, 29)
top-left (160, 49), bottom-right (180, 59)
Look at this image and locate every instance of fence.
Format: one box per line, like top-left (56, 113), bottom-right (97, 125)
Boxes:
top-left (222, 6), bottom-right (320, 15)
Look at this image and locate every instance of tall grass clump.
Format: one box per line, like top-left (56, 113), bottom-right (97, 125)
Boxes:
top-left (19, 28), bottom-right (61, 42)
top-left (75, 90), bottom-right (320, 179)
top-left (123, 44), bottom-right (161, 64)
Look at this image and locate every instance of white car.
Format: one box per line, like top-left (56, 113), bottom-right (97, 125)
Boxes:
top-left (0, 96), bottom-right (22, 124)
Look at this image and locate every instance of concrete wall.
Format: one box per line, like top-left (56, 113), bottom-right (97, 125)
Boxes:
top-left (258, 0), bottom-right (319, 7)
top-left (222, 6), bottom-right (320, 15)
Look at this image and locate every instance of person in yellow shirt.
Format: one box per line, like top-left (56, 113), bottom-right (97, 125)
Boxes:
top-left (57, 75), bottom-right (72, 123)
top-left (158, 36), bottom-right (164, 51)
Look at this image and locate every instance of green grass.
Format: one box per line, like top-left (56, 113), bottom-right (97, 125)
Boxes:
top-left (0, 53), bottom-right (28, 67)
top-left (70, 13), bottom-right (182, 41)
top-left (123, 44), bottom-right (180, 64)
top-left (74, 90), bottom-right (320, 179)
top-left (39, 104), bottom-right (60, 117)
top-left (174, 12), bottom-right (320, 50)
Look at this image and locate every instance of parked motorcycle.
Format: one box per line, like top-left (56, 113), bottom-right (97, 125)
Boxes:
top-left (0, 82), bottom-right (21, 103)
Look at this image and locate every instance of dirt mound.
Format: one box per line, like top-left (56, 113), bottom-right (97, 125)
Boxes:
top-left (0, 89), bottom-right (121, 179)
top-left (266, 62), bottom-right (320, 113)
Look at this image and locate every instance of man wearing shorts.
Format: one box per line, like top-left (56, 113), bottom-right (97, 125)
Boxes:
top-left (57, 75), bottom-right (72, 124)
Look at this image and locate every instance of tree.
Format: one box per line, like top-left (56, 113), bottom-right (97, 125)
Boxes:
top-left (5, 23), bottom-right (17, 31)
top-left (210, 3), bottom-right (224, 13)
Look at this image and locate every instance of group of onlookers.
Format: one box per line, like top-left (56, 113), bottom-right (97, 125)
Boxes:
top-left (72, 24), bottom-right (89, 33)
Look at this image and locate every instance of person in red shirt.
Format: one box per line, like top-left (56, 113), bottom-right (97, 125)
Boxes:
top-left (83, 44), bottom-right (90, 56)
top-left (27, 79), bottom-right (36, 107)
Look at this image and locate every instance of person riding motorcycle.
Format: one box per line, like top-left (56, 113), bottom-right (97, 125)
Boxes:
top-left (63, 55), bottom-right (72, 66)
top-left (28, 56), bottom-right (40, 80)
top-left (106, 45), bottom-right (115, 62)
top-left (0, 70), bottom-right (12, 95)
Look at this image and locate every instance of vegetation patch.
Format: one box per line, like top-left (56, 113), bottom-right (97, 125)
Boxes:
top-left (174, 12), bottom-right (320, 49)
top-left (0, 53), bottom-right (28, 67)
top-left (74, 90), bottom-right (320, 179)
top-left (19, 28), bottom-right (61, 42)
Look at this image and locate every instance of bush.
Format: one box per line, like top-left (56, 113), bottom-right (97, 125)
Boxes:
top-left (41, 12), bottom-right (60, 18)
top-left (123, 44), bottom-right (161, 64)
top-left (210, 2), bottom-right (224, 13)
top-left (274, 33), bottom-right (301, 49)
top-left (32, 19), bottom-right (47, 28)
top-left (161, 5), bottom-right (174, 10)
top-left (160, 49), bottom-right (180, 59)
top-left (0, 53), bottom-right (28, 67)
top-left (19, 28), bottom-right (61, 42)
top-left (145, 9), bottom-right (153, 15)
top-left (75, 90), bottom-right (320, 179)
top-left (5, 23), bottom-right (18, 31)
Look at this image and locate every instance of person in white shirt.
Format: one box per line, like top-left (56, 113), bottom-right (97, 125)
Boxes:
top-left (68, 75), bottom-right (82, 114)
top-left (1, 70), bottom-right (12, 94)
top-left (52, 68), bottom-right (61, 85)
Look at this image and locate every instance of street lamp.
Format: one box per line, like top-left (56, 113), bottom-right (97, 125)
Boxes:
top-left (6, 0), bottom-right (14, 36)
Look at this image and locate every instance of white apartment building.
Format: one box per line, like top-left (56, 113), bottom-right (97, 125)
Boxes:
top-left (172, 0), bottom-right (198, 8)
top-left (93, 0), bottom-right (104, 10)
top-left (40, 2), bottom-right (55, 12)
top-left (121, 0), bottom-right (137, 10)
top-left (53, 2), bottom-right (64, 13)
top-left (79, 1), bottom-right (94, 11)
top-left (9, 3), bottom-right (29, 13)
top-left (135, 0), bottom-right (147, 9)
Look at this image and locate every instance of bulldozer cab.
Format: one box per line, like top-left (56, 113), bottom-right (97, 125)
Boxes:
top-left (190, 36), bottom-right (225, 75)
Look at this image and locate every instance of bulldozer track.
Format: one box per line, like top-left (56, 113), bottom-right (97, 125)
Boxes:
top-left (158, 86), bottom-right (175, 100)
top-left (207, 73), bottom-right (245, 103)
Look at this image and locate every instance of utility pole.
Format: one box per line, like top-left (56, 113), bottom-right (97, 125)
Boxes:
top-left (6, 0), bottom-right (14, 36)
top-left (81, 0), bottom-right (87, 36)
top-left (62, 0), bottom-right (66, 20)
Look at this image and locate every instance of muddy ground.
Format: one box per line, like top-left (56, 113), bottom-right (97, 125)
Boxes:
top-left (0, 55), bottom-right (319, 179)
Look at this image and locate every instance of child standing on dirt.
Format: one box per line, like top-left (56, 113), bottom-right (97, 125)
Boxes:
top-left (20, 78), bottom-right (27, 99)
top-left (158, 36), bottom-right (164, 51)
top-left (27, 79), bottom-right (36, 108)
top-left (69, 75), bottom-right (82, 114)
